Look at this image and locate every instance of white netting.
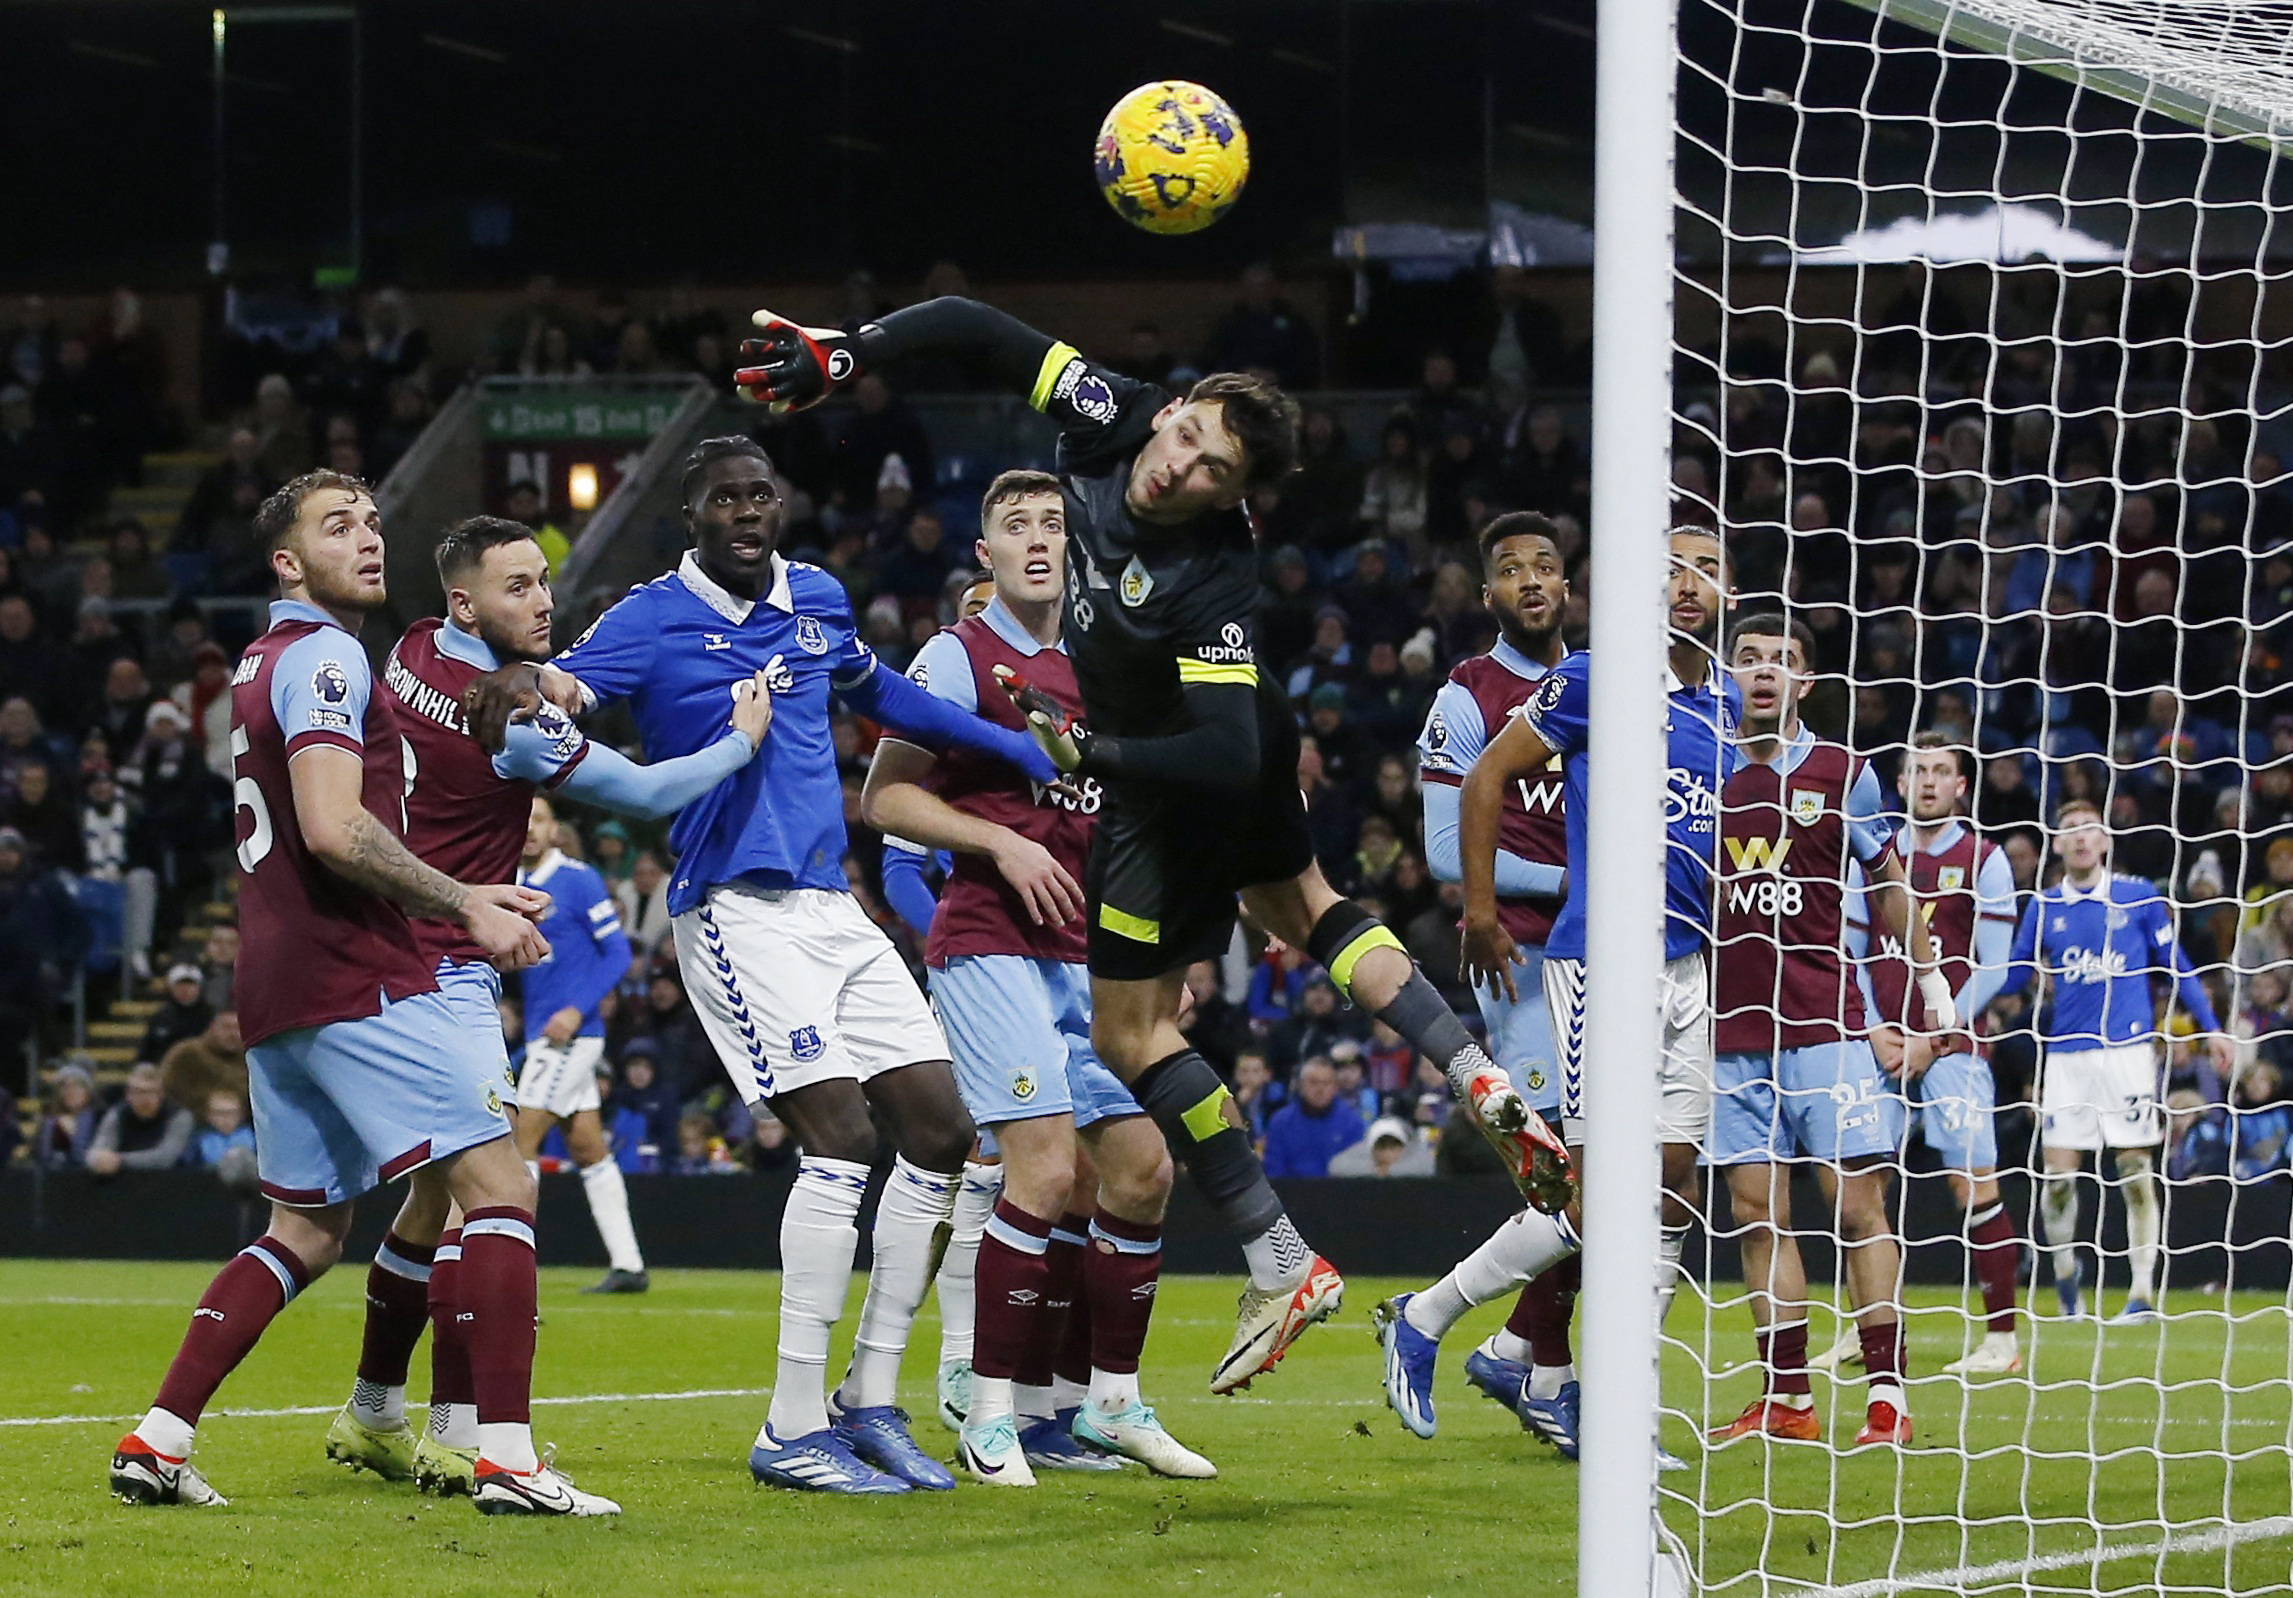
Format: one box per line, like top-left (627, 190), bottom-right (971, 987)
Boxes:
top-left (1664, 0), bottom-right (2293, 1591)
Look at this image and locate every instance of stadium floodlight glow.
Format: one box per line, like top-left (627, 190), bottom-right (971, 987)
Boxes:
top-left (1655, 0), bottom-right (2293, 1590)
top-left (567, 462), bottom-right (599, 512)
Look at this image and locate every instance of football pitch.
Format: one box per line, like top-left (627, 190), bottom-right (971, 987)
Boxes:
top-left (3, 1260), bottom-right (2288, 1597)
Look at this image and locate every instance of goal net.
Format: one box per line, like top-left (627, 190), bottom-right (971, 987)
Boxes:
top-left (1655, 0), bottom-right (2293, 1591)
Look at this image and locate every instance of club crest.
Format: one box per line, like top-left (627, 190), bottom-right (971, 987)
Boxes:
top-left (795, 615), bottom-right (830, 655)
top-left (1937, 866), bottom-right (1965, 891)
top-left (789, 1025), bottom-right (825, 1062)
top-left (1119, 555), bottom-right (1154, 607)
top-left (1790, 788), bottom-right (1825, 825)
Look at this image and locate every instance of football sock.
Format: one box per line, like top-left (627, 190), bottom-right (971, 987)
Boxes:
top-left (1758, 1318), bottom-right (1813, 1401)
top-left (1859, 1318), bottom-right (1908, 1410)
top-left (1519, 1254), bottom-right (1579, 1370)
top-left (350, 1231), bottom-right (435, 1428)
top-left (1052, 1212), bottom-right (1096, 1393)
top-left (1131, 1049), bottom-right (1296, 1285)
top-left (841, 1159), bottom-right (960, 1411)
top-left (578, 1157), bottom-right (646, 1275)
top-left (1528, 1363), bottom-right (1576, 1401)
top-left (1084, 1210), bottom-right (1162, 1391)
top-left (1018, 1211), bottom-right (1085, 1393)
top-left (2040, 1170), bottom-right (2080, 1291)
top-left (1404, 1209), bottom-right (1581, 1340)
top-left (1967, 1202), bottom-right (2023, 1333)
top-left (937, 1161), bottom-right (1002, 1366)
top-left (427, 1228), bottom-right (478, 1449)
top-left (1015, 1382), bottom-right (1056, 1423)
top-left (1657, 1222), bottom-right (1688, 1325)
top-left (768, 1156), bottom-right (867, 1440)
top-left (461, 1206), bottom-right (539, 1473)
top-left (2118, 1150), bottom-right (2162, 1303)
top-left (150, 1237), bottom-right (310, 1442)
top-left (968, 1198), bottom-right (1051, 1426)
top-left (1305, 902), bottom-right (1498, 1100)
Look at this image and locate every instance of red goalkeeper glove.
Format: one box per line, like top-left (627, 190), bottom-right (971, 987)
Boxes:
top-left (734, 309), bottom-right (864, 415)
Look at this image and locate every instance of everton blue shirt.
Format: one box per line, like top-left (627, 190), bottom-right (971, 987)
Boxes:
top-left (515, 849), bottom-right (632, 1041)
top-left (556, 551), bottom-right (875, 915)
top-left (2003, 873), bottom-right (2219, 1052)
top-left (1519, 652), bottom-right (1739, 963)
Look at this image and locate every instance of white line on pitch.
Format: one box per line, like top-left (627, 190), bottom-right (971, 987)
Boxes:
top-left (0, 1386), bottom-right (773, 1429)
top-left (1808, 1516), bottom-right (2293, 1596)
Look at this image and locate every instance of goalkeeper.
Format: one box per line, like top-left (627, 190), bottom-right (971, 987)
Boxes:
top-left (737, 298), bottom-right (1573, 1394)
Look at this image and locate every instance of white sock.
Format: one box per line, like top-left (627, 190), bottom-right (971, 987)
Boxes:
top-left (839, 1158), bottom-right (960, 1411)
top-left (1014, 1381), bottom-right (1055, 1422)
top-left (2041, 1171), bottom-right (2080, 1283)
top-left (1486, 1329), bottom-right (1533, 1363)
top-left (968, 1373), bottom-right (1015, 1425)
top-left (350, 1377), bottom-right (405, 1428)
top-left (578, 1157), bottom-right (646, 1274)
top-left (1656, 1223), bottom-right (1688, 1326)
top-left (937, 1161), bottom-right (1001, 1365)
top-left (479, 1420), bottom-right (537, 1474)
top-left (1405, 1210), bottom-right (1582, 1341)
top-left (1089, 1367), bottom-right (1141, 1415)
top-left (1051, 1373), bottom-right (1087, 1414)
top-left (1528, 1362), bottom-right (1576, 1400)
top-left (1239, 1213), bottom-right (1312, 1292)
top-left (2120, 1156), bottom-right (2162, 1303)
top-left (137, 1406), bottom-right (194, 1459)
top-left (429, 1400), bottom-right (479, 1450)
top-left (767, 1155), bottom-right (869, 1439)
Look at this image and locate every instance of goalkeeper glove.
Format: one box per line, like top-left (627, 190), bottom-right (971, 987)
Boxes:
top-left (734, 310), bottom-right (864, 415)
top-left (992, 664), bottom-right (1093, 774)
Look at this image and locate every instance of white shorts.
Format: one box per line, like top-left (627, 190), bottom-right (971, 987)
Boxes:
top-left (1545, 949), bottom-right (1713, 1147)
top-left (673, 883), bottom-right (948, 1106)
top-left (2040, 1040), bottom-right (2163, 1151)
top-left (516, 1035), bottom-right (605, 1117)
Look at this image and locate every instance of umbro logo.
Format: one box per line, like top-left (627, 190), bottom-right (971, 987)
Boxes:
top-left (1008, 1288), bottom-right (1039, 1304)
top-left (193, 1307), bottom-right (225, 1322)
top-left (1132, 1282), bottom-right (1158, 1300)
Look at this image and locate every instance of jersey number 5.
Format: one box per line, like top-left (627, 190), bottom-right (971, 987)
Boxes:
top-left (230, 725), bottom-right (273, 873)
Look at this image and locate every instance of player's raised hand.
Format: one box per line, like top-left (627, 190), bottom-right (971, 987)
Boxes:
top-left (735, 310), bottom-right (862, 415)
top-left (729, 668), bottom-right (774, 745)
top-left (991, 664), bottom-right (1089, 773)
top-left (1459, 910), bottom-right (1525, 1004)
top-left (464, 664), bottom-right (547, 753)
top-left (988, 832), bottom-right (1086, 928)
top-left (2205, 1031), bottom-right (2237, 1079)
top-left (463, 882), bottom-right (553, 971)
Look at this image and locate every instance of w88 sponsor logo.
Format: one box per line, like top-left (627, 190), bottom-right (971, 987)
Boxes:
top-left (1034, 776), bottom-right (1104, 814)
top-left (1728, 877), bottom-right (1804, 918)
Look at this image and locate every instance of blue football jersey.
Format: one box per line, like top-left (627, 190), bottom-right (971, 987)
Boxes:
top-left (556, 552), bottom-right (875, 915)
top-left (1519, 651), bottom-right (1739, 962)
top-left (2004, 873), bottom-right (2219, 1051)
top-left (516, 851), bottom-right (631, 1040)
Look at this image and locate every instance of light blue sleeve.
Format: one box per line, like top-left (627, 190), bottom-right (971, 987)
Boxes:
top-left (270, 631), bottom-right (373, 752)
top-left (548, 730), bottom-right (754, 820)
top-left (553, 589), bottom-right (658, 710)
top-left (491, 703), bottom-right (590, 786)
top-left (1519, 652), bottom-right (1590, 759)
top-left (1417, 680), bottom-right (1487, 782)
top-left (1841, 859), bottom-right (1880, 1015)
top-left (906, 630), bottom-right (979, 714)
top-left (1421, 780), bottom-right (1567, 897)
top-left (1843, 762), bottom-right (1895, 865)
top-left (1957, 846), bottom-right (2021, 1017)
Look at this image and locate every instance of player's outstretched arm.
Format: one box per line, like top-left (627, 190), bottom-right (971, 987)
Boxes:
top-left (510, 669), bottom-right (773, 819)
top-left (288, 743), bottom-right (551, 970)
top-left (861, 738), bottom-right (1084, 928)
top-left (1420, 782), bottom-right (1565, 896)
top-left (736, 297), bottom-right (1059, 414)
top-left (1458, 714), bottom-right (1553, 1002)
top-left (997, 665), bottom-right (1262, 790)
top-left (840, 662), bottom-right (1063, 785)
top-left (877, 841), bottom-right (941, 940)
top-left (463, 663), bottom-right (580, 753)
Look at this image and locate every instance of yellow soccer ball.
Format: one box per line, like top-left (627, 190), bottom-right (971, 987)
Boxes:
top-left (1094, 80), bottom-right (1249, 236)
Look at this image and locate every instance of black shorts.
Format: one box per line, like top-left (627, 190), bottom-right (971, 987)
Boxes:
top-left (1085, 713), bottom-right (1316, 982)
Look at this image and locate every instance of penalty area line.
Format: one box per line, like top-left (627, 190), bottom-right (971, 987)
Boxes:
top-left (0, 1386), bottom-right (773, 1429)
top-left (1809, 1516), bottom-right (2293, 1596)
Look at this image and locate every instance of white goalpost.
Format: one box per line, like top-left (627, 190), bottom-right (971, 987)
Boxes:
top-left (1585, 0), bottom-right (2293, 1592)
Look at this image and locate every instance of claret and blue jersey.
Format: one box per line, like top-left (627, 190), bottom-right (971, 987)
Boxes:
top-left (2004, 873), bottom-right (2220, 1051)
top-left (555, 551), bottom-right (878, 916)
top-left (1519, 651), bottom-right (1739, 963)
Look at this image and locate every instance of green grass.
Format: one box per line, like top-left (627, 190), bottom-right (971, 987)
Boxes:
top-left (1, 1261), bottom-right (2288, 1596)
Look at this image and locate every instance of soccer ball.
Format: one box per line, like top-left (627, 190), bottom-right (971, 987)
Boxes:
top-left (1094, 81), bottom-right (1249, 236)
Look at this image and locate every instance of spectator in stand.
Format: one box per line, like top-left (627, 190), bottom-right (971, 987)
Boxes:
top-left (1335, 540), bottom-right (1418, 645)
top-left (0, 821), bottom-right (86, 1075)
top-left (0, 596), bottom-right (68, 725)
top-left (196, 921), bottom-right (237, 1010)
top-left (1304, 682), bottom-right (1369, 789)
top-left (671, 1109), bottom-right (739, 1175)
top-left (1327, 1113), bottom-right (1438, 1178)
top-left (1977, 753), bottom-right (2041, 834)
top-left (34, 1056), bottom-right (101, 1167)
top-left (2231, 1060), bottom-right (2292, 1181)
top-left (1231, 1048), bottom-right (1280, 1149)
top-left (503, 479), bottom-right (572, 575)
top-left (249, 373), bottom-right (312, 480)
top-left (614, 1040), bottom-right (683, 1158)
top-left (1288, 408), bottom-right (1364, 554)
top-left (1180, 957), bottom-right (1251, 1073)
top-left (621, 849), bottom-right (673, 969)
top-left (849, 451), bottom-right (916, 553)
top-left (85, 1061), bottom-right (192, 1175)
top-left (875, 505), bottom-right (961, 615)
top-left (1285, 607), bottom-right (1354, 702)
top-left (5, 758), bottom-right (79, 870)
top-left (1201, 263), bottom-right (1320, 388)
top-left (189, 1088), bottom-right (255, 1169)
top-left (520, 321), bottom-right (593, 379)
top-left (80, 762), bottom-right (157, 980)
top-left (0, 380), bottom-right (96, 537)
top-left (829, 372), bottom-right (934, 513)
top-left (177, 642), bottom-right (234, 776)
top-left (1349, 640), bottom-right (1430, 750)
top-left (0, 695), bottom-right (64, 798)
top-left (1258, 545), bottom-right (1318, 671)
top-left (624, 967), bottom-right (709, 1100)
top-left (589, 817), bottom-right (633, 888)
top-left (1268, 974), bottom-right (1367, 1076)
top-left (365, 378), bottom-right (433, 484)
top-left (737, 1104), bottom-right (800, 1176)
top-left (85, 657), bottom-right (152, 771)
top-left (1330, 1040), bottom-right (1380, 1123)
top-left (1358, 415), bottom-right (1430, 556)
top-left (141, 961), bottom-right (213, 1062)
top-left (363, 287), bottom-right (431, 384)
top-left (1261, 1055), bottom-right (1366, 1178)
top-left (1113, 320), bottom-right (1180, 388)
top-left (159, 1007), bottom-right (245, 1116)
top-left (302, 318), bottom-right (387, 434)
top-left (1246, 942), bottom-right (1310, 1025)
top-left (100, 521), bottom-right (165, 604)
top-left (1425, 417), bottom-right (1489, 549)
top-left (128, 697), bottom-right (228, 938)
top-left (1298, 736), bottom-right (1360, 883)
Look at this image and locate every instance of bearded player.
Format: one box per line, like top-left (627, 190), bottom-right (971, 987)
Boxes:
top-left (1704, 614), bottom-right (1952, 1450)
top-left (1826, 731), bottom-right (2024, 1376)
top-left (863, 469), bottom-right (1212, 1484)
top-left (320, 514), bottom-right (770, 1496)
top-left (738, 298), bottom-right (1570, 1394)
top-left (110, 471), bottom-right (616, 1516)
top-left (1393, 527), bottom-right (1733, 1452)
top-left (1411, 511), bottom-right (1585, 1452)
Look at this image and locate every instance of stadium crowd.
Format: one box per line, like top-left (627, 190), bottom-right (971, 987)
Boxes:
top-left (6, 260), bottom-right (2293, 1192)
